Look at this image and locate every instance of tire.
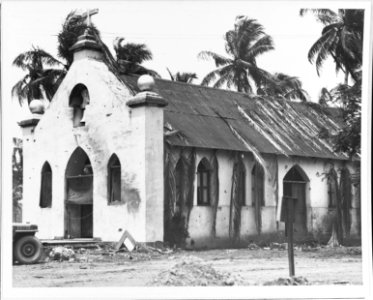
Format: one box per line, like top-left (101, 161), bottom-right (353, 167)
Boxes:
top-left (14, 235), bottom-right (43, 264)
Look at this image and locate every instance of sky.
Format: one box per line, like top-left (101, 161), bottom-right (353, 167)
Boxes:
top-left (1, 0), bottom-right (368, 135)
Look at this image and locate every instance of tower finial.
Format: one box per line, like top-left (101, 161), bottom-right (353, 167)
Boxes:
top-left (81, 8), bottom-right (99, 27)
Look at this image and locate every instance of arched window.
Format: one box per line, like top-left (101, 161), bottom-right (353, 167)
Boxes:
top-left (40, 162), bottom-right (52, 208)
top-left (108, 154), bottom-right (121, 204)
top-left (175, 159), bottom-right (184, 214)
top-left (252, 163), bottom-right (264, 206)
top-left (237, 159), bottom-right (246, 206)
top-left (328, 168), bottom-right (338, 208)
top-left (69, 84), bottom-right (90, 127)
top-left (197, 158), bottom-right (211, 206)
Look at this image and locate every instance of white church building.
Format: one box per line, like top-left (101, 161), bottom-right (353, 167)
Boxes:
top-left (18, 28), bottom-right (360, 247)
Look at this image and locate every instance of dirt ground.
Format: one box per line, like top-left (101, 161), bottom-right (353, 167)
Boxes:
top-left (13, 245), bottom-right (362, 287)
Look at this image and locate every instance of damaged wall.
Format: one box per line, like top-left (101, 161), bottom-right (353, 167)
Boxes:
top-left (21, 54), bottom-right (164, 242)
top-left (172, 146), bottom-right (360, 247)
top-left (276, 156), bottom-right (360, 241)
top-left (186, 149), bottom-right (278, 246)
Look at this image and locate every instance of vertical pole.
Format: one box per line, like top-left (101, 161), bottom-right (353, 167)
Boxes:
top-left (287, 198), bottom-right (295, 277)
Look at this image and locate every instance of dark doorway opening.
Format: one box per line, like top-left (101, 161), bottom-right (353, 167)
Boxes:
top-left (65, 147), bottom-right (93, 239)
top-left (283, 165), bottom-right (309, 236)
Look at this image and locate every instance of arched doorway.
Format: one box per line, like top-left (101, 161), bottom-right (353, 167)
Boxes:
top-left (65, 147), bottom-right (93, 238)
top-left (283, 165), bottom-right (309, 236)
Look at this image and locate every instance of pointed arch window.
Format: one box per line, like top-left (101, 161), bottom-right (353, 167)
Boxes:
top-left (197, 158), bottom-right (211, 206)
top-left (175, 159), bottom-right (184, 214)
top-left (40, 162), bottom-right (52, 208)
top-left (328, 168), bottom-right (338, 208)
top-left (252, 163), bottom-right (265, 207)
top-left (238, 163), bottom-right (246, 206)
top-left (108, 154), bottom-right (121, 204)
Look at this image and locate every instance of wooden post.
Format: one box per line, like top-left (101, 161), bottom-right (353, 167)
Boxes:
top-left (287, 198), bottom-right (295, 277)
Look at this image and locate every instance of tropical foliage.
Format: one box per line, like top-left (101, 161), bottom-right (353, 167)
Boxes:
top-left (12, 48), bottom-right (66, 105)
top-left (302, 9), bottom-right (363, 158)
top-left (330, 81), bottom-right (361, 156)
top-left (257, 72), bottom-right (309, 101)
top-left (113, 37), bottom-right (159, 77)
top-left (318, 87), bottom-right (332, 106)
top-left (300, 9), bottom-right (363, 84)
top-left (198, 16), bottom-right (274, 93)
top-left (13, 10), bottom-right (97, 105)
top-left (167, 68), bottom-right (197, 83)
top-left (57, 10), bottom-right (101, 67)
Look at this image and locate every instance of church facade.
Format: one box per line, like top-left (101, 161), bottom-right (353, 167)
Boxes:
top-left (18, 31), bottom-right (361, 247)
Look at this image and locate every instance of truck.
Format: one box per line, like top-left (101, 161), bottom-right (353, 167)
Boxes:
top-left (13, 224), bottom-right (43, 264)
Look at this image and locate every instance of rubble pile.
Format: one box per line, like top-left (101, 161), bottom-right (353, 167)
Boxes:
top-left (49, 247), bottom-right (75, 261)
top-left (264, 276), bottom-right (309, 286)
top-left (153, 256), bottom-right (242, 286)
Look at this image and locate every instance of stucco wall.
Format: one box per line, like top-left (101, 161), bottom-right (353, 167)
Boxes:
top-left (277, 156), bottom-right (360, 240)
top-left (21, 52), bottom-right (164, 242)
top-left (188, 150), bottom-right (279, 244)
top-left (187, 149), bottom-right (360, 245)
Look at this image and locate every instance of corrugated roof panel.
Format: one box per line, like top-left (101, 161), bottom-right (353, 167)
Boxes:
top-left (120, 75), bottom-right (347, 160)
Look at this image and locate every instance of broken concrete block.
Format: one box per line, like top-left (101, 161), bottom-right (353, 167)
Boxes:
top-left (49, 246), bottom-right (75, 261)
top-left (115, 230), bottom-right (136, 252)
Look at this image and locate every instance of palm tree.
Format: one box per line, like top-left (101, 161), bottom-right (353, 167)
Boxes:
top-left (300, 9), bottom-right (363, 84)
top-left (318, 87), bottom-right (332, 106)
top-left (258, 72), bottom-right (309, 101)
top-left (167, 68), bottom-right (197, 83)
top-left (57, 10), bottom-right (101, 68)
top-left (13, 10), bottom-right (101, 105)
top-left (12, 47), bottom-right (66, 105)
top-left (113, 37), bottom-right (160, 77)
top-left (198, 16), bottom-right (274, 93)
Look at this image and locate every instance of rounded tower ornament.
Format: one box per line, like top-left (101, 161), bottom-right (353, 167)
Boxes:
top-left (29, 99), bottom-right (45, 114)
top-left (137, 75), bottom-right (155, 92)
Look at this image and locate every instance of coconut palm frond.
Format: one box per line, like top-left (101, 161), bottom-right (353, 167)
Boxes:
top-left (243, 35), bottom-right (274, 60)
top-left (308, 28), bottom-right (338, 74)
top-left (115, 42), bottom-right (153, 65)
top-left (200, 66), bottom-right (230, 87)
top-left (198, 51), bottom-right (232, 67)
top-left (285, 88), bottom-right (310, 102)
top-left (175, 72), bottom-right (198, 83)
top-left (200, 16), bottom-right (274, 94)
top-left (302, 9), bottom-right (363, 82)
top-left (233, 69), bottom-right (251, 93)
top-left (299, 9), bottom-right (339, 25)
top-left (57, 10), bottom-right (100, 66)
top-left (224, 30), bottom-right (239, 57)
top-left (166, 68), bottom-right (175, 81)
top-left (12, 76), bottom-right (30, 105)
top-left (236, 18), bottom-right (265, 47)
top-left (212, 65), bottom-right (234, 88)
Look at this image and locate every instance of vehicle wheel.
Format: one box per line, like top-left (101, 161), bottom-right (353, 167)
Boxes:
top-left (14, 236), bottom-right (43, 264)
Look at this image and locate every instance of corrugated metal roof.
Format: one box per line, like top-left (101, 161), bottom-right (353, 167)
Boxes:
top-left (121, 75), bottom-right (346, 160)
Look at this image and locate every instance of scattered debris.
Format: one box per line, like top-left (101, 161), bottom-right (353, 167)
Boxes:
top-left (153, 256), bottom-right (243, 286)
top-left (264, 276), bottom-right (309, 286)
top-left (270, 242), bottom-right (287, 250)
top-left (115, 230), bottom-right (136, 252)
top-left (247, 243), bottom-right (260, 250)
top-left (49, 247), bottom-right (75, 261)
top-left (333, 281), bottom-right (350, 285)
top-left (135, 242), bottom-right (175, 255)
